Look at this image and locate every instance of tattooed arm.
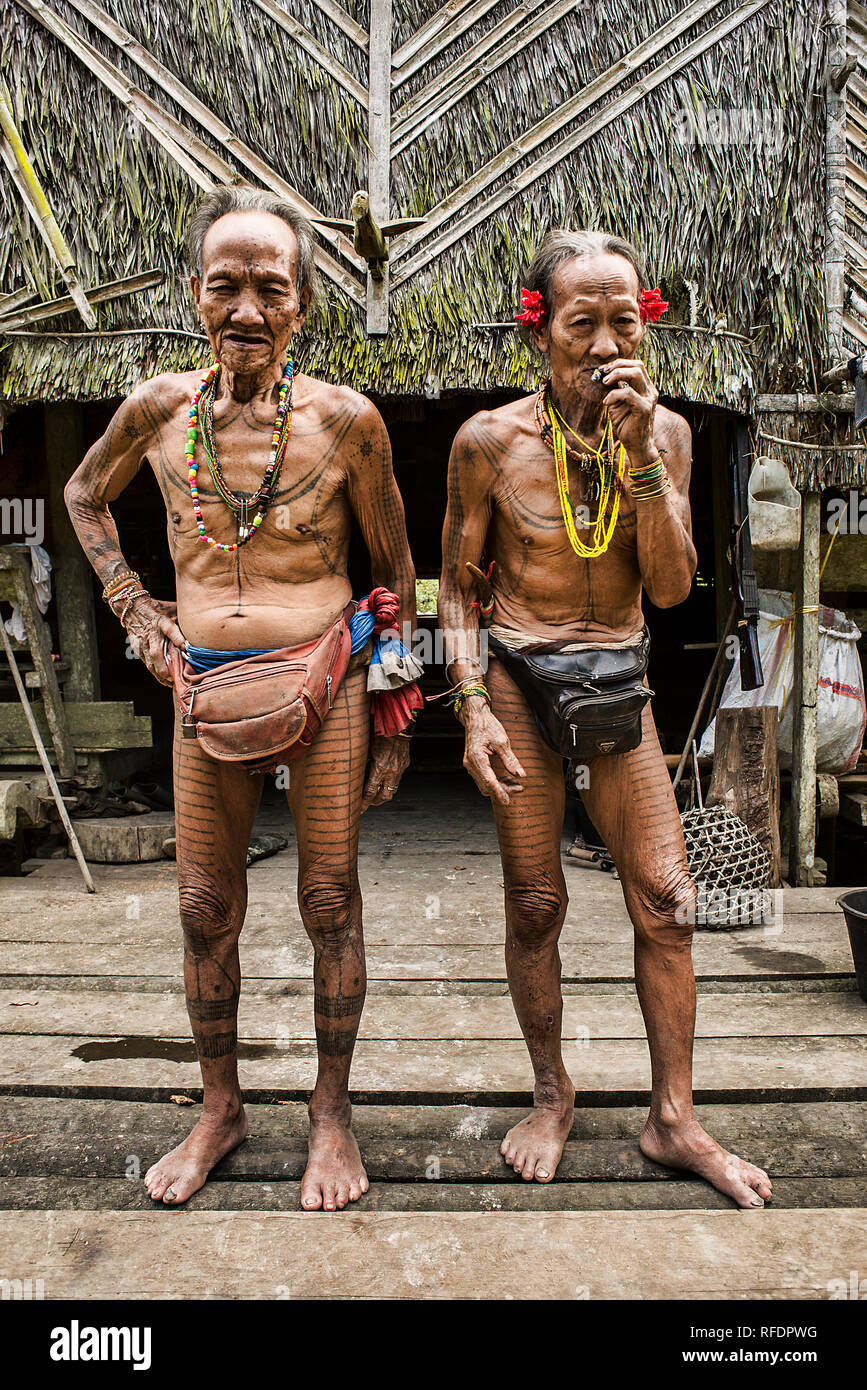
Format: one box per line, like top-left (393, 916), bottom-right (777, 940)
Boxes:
top-left (439, 416), bottom-right (525, 805)
top-left (598, 360), bottom-right (697, 607)
top-left (631, 412), bottom-right (697, 608)
top-left (64, 381), bottom-right (186, 687)
top-left (344, 394), bottom-right (417, 810)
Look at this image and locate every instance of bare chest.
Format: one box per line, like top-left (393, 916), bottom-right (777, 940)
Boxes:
top-left (149, 409), bottom-right (351, 567)
top-left (491, 440), bottom-right (637, 558)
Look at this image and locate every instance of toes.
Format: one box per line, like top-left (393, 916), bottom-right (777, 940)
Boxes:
top-left (146, 1171), bottom-right (171, 1202)
top-left (359, 1173), bottom-right (369, 1194)
top-left (731, 1177), bottom-right (765, 1208)
top-left (335, 1183), bottom-right (350, 1210)
top-left (535, 1163), bottom-right (553, 1184)
top-left (301, 1183), bottom-right (323, 1211)
top-left (522, 1155), bottom-right (537, 1182)
top-left (323, 1184), bottom-right (338, 1212)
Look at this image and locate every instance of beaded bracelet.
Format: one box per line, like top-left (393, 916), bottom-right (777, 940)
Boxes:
top-left (116, 589), bottom-right (149, 625)
top-left (453, 681), bottom-right (492, 719)
top-left (631, 473), bottom-right (672, 500)
top-left (102, 570), bottom-right (142, 602)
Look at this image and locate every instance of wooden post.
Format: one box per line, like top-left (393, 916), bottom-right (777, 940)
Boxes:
top-left (366, 0), bottom-right (392, 335)
top-left (789, 492), bottom-right (821, 886)
top-left (0, 547), bottom-right (76, 780)
top-left (825, 0), bottom-right (848, 354)
top-left (706, 706), bottom-right (781, 886)
top-left (43, 404), bottom-right (100, 702)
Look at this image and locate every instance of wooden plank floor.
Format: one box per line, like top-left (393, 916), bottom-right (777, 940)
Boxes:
top-left (1, 773), bottom-right (865, 1298)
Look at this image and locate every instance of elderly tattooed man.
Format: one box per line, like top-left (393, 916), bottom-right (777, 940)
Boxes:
top-left (65, 189), bottom-right (420, 1211)
top-left (439, 230), bottom-right (773, 1208)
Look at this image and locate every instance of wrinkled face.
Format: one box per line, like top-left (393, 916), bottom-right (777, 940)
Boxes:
top-left (535, 252), bottom-right (643, 395)
top-left (191, 211), bottom-right (310, 375)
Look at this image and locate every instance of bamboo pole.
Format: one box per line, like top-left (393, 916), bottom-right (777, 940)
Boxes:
top-left (0, 623), bottom-right (95, 893)
top-left (367, 0), bottom-right (393, 335)
top-left (825, 0), bottom-right (849, 358)
top-left (0, 87), bottom-right (96, 328)
top-left (672, 602), bottom-right (735, 790)
top-left (789, 493), bottom-right (821, 886)
top-left (0, 269), bottom-right (164, 333)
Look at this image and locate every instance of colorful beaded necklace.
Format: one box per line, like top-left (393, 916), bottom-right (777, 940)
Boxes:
top-left (544, 384), bottom-right (627, 559)
top-left (187, 360), bottom-right (293, 553)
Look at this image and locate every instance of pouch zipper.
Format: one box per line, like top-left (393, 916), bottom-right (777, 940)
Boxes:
top-left (190, 661), bottom-right (306, 692)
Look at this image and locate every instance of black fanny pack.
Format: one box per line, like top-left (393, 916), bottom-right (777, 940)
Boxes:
top-left (488, 629), bottom-right (653, 760)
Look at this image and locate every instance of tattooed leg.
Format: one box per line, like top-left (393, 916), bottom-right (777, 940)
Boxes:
top-left (144, 715), bottom-right (263, 1206)
top-left (486, 657), bottom-right (576, 1184)
top-left (288, 665), bottom-right (370, 1211)
top-left (580, 706), bottom-right (773, 1209)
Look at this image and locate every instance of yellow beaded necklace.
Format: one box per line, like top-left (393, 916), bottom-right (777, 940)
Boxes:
top-left (548, 393), bottom-right (627, 559)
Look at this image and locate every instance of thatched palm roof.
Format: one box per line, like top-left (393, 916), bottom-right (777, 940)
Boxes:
top-left (0, 0), bottom-right (828, 410)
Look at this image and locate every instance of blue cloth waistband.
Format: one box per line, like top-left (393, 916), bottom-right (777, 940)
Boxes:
top-left (185, 644), bottom-right (270, 673)
top-left (185, 603), bottom-right (374, 674)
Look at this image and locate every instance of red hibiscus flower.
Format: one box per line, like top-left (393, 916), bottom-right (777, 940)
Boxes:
top-left (639, 287), bottom-right (668, 323)
top-left (516, 287), bottom-right (548, 331)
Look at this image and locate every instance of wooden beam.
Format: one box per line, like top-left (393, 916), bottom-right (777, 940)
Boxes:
top-left (0, 548), bottom-right (76, 779)
top-left (392, 0), bottom-right (570, 154)
top-left (826, 0), bottom-right (848, 357)
top-left (392, 0), bottom-right (500, 79)
top-left (0, 700), bottom-right (152, 755)
top-left (37, 0), bottom-right (366, 303)
top-left (307, 0), bottom-right (369, 49)
top-left (789, 493), bottom-right (821, 887)
top-left (249, 0), bottom-right (367, 105)
top-left (43, 405), bottom-right (100, 703)
top-left (0, 88), bottom-right (95, 328)
top-left (843, 309), bottom-right (867, 346)
top-left (0, 270), bottom-right (164, 332)
top-left (755, 392), bottom-right (854, 411)
top-left (390, 0), bottom-right (766, 283)
top-left (0, 286), bottom-right (37, 315)
top-left (13, 0), bottom-right (216, 191)
top-left (367, 0), bottom-right (392, 335)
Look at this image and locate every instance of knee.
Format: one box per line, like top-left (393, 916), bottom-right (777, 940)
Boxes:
top-left (505, 880), bottom-right (566, 949)
top-left (299, 875), bottom-right (357, 946)
top-left (626, 865), bottom-right (696, 950)
top-left (178, 880), bottom-right (245, 952)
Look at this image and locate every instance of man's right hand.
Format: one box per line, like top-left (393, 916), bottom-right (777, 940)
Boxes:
top-left (459, 697), bottom-right (526, 804)
top-left (126, 598), bottom-right (187, 687)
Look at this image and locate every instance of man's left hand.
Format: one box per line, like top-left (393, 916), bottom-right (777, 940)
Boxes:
top-left (361, 734), bottom-right (411, 812)
top-left (598, 358), bottom-right (659, 462)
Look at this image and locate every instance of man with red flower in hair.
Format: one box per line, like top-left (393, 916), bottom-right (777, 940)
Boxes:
top-left (439, 229), bottom-right (773, 1208)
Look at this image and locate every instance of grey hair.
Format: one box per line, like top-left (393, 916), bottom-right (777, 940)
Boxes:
top-left (186, 187), bottom-right (321, 304)
top-left (520, 229), bottom-right (647, 342)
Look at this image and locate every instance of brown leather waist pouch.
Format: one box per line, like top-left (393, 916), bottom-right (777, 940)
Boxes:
top-left (166, 601), bottom-right (355, 773)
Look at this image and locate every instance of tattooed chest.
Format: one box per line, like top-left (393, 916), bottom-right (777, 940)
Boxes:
top-left (153, 430), bottom-right (350, 557)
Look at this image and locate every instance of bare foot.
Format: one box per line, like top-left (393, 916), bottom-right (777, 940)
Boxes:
top-left (500, 1084), bottom-right (575, 1183)
top-left (640, 1115), bottom-right (773, 1209)
top-left (301, 1103), bottom-right (369, 1212)
top-left (145, 1105), bottom-right (248, 1206)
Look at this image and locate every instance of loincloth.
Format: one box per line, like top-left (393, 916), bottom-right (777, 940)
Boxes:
top-left (488, 623), bottom-right (645, 654)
